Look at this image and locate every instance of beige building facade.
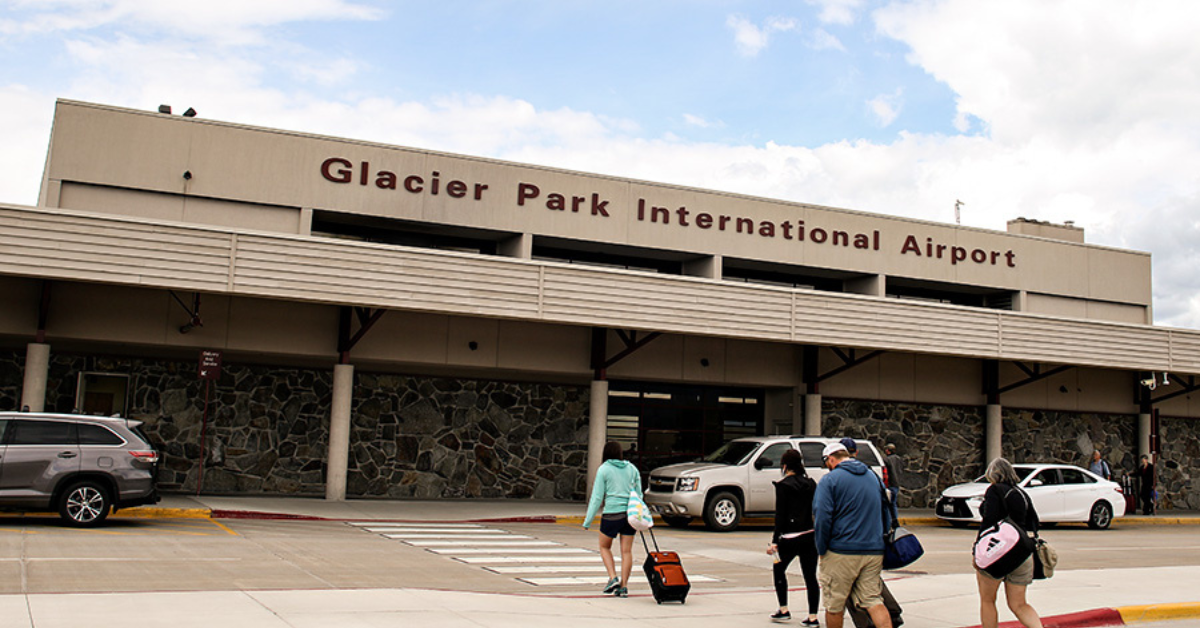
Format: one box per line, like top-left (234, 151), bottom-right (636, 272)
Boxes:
top-left (2, 100), bottom-right (1197, 509)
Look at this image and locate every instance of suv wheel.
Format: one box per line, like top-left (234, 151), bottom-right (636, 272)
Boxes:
top-left (703, 491), bottom-right (742, 532)
top-left (59, 480), bottom-right (111, 527)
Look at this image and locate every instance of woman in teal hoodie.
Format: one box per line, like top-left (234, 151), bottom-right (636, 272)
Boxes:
top-left (583, 441), bottom-right (642, 598)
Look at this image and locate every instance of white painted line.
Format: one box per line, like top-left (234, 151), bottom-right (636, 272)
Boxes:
top-left (521, 575), bottom-right (721, 586)
top-left (345, 522), bottom-right (483, 528)
top-left (521, 576), bottom-right (650, 586)
top-left (485, 565), bottom-right (614, 574)
top-left (400, 537), bottom-right (554, 547)
top-left (363, 527), bottom-right (508, 534)
top-left (383, 534), bottom-right (531, 540)
top-left (429, 547), bottom-right (593, 555)
top-left (456, 556), bottom-right (601, 564)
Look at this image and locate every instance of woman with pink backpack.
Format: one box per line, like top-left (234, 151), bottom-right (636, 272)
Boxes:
top-left (974, 458), bottom-right (1044, 628)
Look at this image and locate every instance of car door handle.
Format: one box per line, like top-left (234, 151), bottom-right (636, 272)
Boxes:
top-left (58, 451), bottom-right (78, 458)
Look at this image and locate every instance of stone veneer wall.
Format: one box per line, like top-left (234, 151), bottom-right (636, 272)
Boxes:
top-left (823, 399), bottom-right (986, 508)
top-left (1158, 417), bottom-right (1199, 510)
top-left (822, 398), bottom-right (1191, 510)
top-left (0, 351), bottom-right (590, 500)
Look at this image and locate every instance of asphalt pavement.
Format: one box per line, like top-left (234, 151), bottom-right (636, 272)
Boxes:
top-left (0, 494), bottom-right (1196, 628)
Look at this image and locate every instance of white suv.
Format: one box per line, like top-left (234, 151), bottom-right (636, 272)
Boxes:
top-left (644, 435), bottom-right (885, 532)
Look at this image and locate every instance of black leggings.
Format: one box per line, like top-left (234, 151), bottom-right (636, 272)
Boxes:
top-left (773, 534), bottom-right (819, 614)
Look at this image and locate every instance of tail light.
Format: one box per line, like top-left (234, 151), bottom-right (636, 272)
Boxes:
top-left (1115, 486), bottom-right (1124, 495)
top-left (129, 450), bottom-right (159, 463)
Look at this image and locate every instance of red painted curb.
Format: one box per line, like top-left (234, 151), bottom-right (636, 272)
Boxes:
top-left (966, 608), bottom-right (1125, 628)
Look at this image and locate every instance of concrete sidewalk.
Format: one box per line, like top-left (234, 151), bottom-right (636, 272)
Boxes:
top-left (91, 495), bottom-right (1198, 628)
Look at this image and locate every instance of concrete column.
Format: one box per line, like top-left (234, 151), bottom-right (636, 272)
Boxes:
top-left (804, 393), bottom-right (822, 436)
top-left (21, 343), bottom-right (50, 412)
top-left (791, 388), bottom-right (805, 435)
top-left (986, 404), bottom-right (1003, 464)
top-left (586, 379), bottom-right (610, 496)
top-left (1138, 412), bottom-right (1152, 459)
top-left (325, 363), bottom-right (354, 502)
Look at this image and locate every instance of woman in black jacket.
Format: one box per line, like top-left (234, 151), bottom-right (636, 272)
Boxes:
top-left (767, 448), bottom-right (820, 625)
top-left (976, 457), bottom-right (1043, 628)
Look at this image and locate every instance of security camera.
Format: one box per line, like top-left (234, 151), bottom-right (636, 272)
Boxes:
top-left (1140, 377), bottom-right (1157, 390)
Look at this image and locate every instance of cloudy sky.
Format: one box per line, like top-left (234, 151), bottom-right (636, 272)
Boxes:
top-left (2, 0), bottom-right (1199, 328)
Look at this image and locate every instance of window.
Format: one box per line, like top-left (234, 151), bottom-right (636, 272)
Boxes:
top-left (1031, 469), bottom-right (1060, 486)
top-left (799, 443), bottom-right (826, 468)
top-left (854, 441), bottom-right (881, 466)
top-left (1061, 468), bottom-right (1094, 484)
top-left (8, 420), bottom-right (77, 445)
top-left (78, 423), bottom-right (124, 446)
top-left (755, 443), bottom-right (793, 470)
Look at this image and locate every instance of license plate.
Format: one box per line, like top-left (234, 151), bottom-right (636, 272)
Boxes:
top-left (940, 503), bottom-right (954, 514)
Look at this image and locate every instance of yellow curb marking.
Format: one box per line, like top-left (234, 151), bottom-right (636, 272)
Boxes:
top-left (1119, 602), bottom-right (1200, 623)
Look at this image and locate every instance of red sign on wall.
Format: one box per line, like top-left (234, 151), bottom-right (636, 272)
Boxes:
top-left (198, 350), bottom-right (223, 380)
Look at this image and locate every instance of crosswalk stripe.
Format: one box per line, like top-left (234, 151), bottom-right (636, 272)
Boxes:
top-left (405, 540), bottom-right (560, 547)
top-left (383, 534), bottom-right (532, 540)
top-left (485, 565), bottom-right (617, 574)
top-left (345, 521), bottom-right (484, 527)
top-left (456, 555), bottom-right (601, 564)
top-left (520, 575), bottom-right (721, 586)
top-left (363, 527), bottom-right (510, 534)
top-left (429, 547), bottom-right (593, 555)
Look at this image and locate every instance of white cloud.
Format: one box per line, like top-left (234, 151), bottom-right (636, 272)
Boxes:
top-left (806, 0), bottom-right (867, 25)
top-left (0, 0), bottom-right (383, 44)
top-left (0, 85), bottom-right (54, 206)
top-left (867, 89), bottom-right (903, 127)
top-left (807, 27), bottom-right (846, 52)
top-left (3, 0), bottom-right (1200, 330)
top-left (726, 14), bottom-right (798, 57)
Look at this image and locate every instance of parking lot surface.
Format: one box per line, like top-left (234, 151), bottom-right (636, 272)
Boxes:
top-left (1, 496), bottom-right (1198, 627)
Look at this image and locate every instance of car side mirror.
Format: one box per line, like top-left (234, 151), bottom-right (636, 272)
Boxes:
top-left (1029, 479), bottom-right (1043, 487)
top-left (754, 457), bottom-right (771, 470)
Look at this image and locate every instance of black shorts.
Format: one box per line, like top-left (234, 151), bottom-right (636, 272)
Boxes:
top-left (600, 514), bottom-right (636, 538)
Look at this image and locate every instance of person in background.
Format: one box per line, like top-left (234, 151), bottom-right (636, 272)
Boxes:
top-left (813, 442), bottom-right (892, 628)
top-left (767, 448), bottom-right (820, 625)
top-left (976, 458), bottom-right (1043, 628)
top-left (582, 441), bottom-right (642, 598)
top-left (840, 437), bottom-right (858, 458)
top-left (883, 443), bottom-right (903, 511)
top-left (1087, 450), bottom-right (1111, 480)
top-left (1137, 455), bottom-right (1155, 515)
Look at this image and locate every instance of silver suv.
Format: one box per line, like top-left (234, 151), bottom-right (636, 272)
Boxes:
top-left (644, 435), bottom-right (885, 532)
top-left (0, 412), bottom-right (160, 526)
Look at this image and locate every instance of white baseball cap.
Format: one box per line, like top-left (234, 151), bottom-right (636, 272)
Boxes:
top-left (822, 442), bottom-right (848, 458)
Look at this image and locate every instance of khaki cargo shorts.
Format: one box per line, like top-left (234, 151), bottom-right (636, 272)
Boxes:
top-left (818, 551), bottom-right (884, 614)
top-left (976, 553), bottom-right (1034, 587)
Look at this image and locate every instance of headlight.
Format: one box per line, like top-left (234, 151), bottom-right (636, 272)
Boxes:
top-left (676, 477), bottom-right (699, 492)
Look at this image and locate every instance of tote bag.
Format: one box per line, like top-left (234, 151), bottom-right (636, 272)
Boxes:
top-left (973, 517), bottom-right (1035, 579)
top-left (627, 485), bottom-right (654, 531)
top-left (883, 526), bottom-right (924, 570)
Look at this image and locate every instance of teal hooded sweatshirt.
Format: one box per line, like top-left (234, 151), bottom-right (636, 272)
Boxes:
top-left (583, 459), bottom-right (642, 528)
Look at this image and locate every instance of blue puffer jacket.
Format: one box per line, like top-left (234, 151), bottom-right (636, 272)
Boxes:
top-left (813, 458), bottom-right (888, 556)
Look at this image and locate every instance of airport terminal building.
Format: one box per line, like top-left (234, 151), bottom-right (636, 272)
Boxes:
top-left (1, 100), bottom-right (1197, 509)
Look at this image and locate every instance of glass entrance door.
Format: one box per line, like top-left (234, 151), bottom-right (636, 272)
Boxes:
top-left (606, 382), bottom-right (764, 474)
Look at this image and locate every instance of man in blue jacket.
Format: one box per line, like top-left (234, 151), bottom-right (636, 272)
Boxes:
top-left (813, 442), bottom-right (893, 628)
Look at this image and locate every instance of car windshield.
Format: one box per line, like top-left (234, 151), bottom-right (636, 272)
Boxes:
top-left (702, 441), bottom-right (761, 465)
top-left (973, 465), bottom-right (1038, 483)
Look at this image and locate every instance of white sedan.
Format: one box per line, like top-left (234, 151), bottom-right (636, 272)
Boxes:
top-left (935, 463), bottom-right (1125, 529)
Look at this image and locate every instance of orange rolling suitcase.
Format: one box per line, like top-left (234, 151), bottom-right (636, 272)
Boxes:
top-left (640, 528), bottom-right (690, 604)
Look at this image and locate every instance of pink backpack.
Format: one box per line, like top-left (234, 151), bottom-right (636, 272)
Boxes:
top-left (973, 489), bottom-right (1036, 578)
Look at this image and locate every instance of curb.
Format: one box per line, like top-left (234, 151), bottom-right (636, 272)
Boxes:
top-left (965, 602), bottom-right (1200, 628)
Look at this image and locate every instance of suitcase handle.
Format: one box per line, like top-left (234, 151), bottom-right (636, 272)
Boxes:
top-left (640, 528), bottom-right (660, 554)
